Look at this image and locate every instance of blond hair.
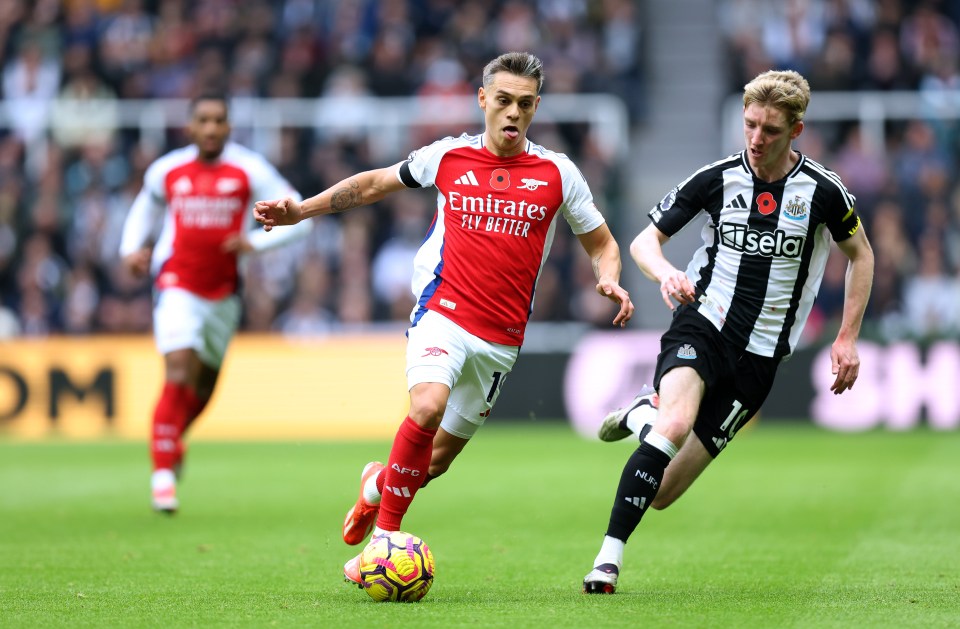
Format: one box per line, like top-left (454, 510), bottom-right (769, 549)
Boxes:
top-left (743, 70), bottom-right (811, 126)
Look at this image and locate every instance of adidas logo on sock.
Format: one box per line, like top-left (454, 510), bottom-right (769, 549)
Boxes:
top-left (624, 496), bottom-right (646, 509)
top-left (384, 484), bottom-right (412, 497)
top-left (454, 170), bottom-right (479, 186)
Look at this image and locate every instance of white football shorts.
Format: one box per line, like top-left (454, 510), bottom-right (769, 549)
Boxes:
top-left (153, 287), bottom-right (241, 369)
top-left (406, 310), bottom-right (520, 439)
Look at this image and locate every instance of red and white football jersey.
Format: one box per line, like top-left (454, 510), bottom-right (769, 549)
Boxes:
top-left (399, 133), bottom-right (605, 346)
top-left (119, 142), bottom-right (306, 299)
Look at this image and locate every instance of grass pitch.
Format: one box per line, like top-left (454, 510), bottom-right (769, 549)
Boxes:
top-left (1, 422), bottom-right (958, 628)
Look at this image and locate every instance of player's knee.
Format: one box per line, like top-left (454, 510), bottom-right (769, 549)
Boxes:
top-left (654, 419), bottom-right (693, 448)
top-left (408, 402), bottom-right (445, 427)
top-left (163, 350), bottom-right (197, 384)
top-left (408, 385), bottom-right (448, 427)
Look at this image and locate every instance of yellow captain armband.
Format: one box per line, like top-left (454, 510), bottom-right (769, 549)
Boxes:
top-left (847, 215), bottom-right (861, 236)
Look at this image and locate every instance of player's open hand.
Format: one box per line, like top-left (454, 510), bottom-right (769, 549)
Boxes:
top-left (659, 270), bottom-right (695, 310)
top-left (254, 197), bottom-right (303, 232)
top-left (829, 337), bottom-right (860, 395)
top-left (596, 281), bottom-right (634, 327)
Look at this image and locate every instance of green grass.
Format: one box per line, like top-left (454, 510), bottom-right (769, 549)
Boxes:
top-left (2, 422), bottom-right (959, 628)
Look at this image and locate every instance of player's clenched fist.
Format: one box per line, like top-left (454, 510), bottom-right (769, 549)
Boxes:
top-left (254, 197), bottom-right (304, 231)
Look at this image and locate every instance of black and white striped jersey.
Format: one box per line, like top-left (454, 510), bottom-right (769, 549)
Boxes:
top-left (650, 150), bottom-right (862, 360)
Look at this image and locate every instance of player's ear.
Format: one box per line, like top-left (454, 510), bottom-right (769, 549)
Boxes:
top-left (478, 86), bottom-right (486, 110)
top-left (791, 120), bottom-right (804, 141)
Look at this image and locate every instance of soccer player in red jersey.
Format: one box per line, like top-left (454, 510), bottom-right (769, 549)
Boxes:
top-left (253, 52), bottom-right (635, 584)
top-left (120, 93), bottom-right (310, 513)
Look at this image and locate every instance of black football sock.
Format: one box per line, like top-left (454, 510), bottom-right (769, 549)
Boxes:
top-left (605, 440), bottom-right (673, 541)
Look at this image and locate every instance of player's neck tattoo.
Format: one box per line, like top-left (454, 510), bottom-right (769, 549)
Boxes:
top-left (331, 180), bottom-right (362, 212)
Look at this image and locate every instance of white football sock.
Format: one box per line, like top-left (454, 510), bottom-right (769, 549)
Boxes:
top-left (151, 468), bottom-right (176, 490)
top-left (593, 535), bottom-right (625, 570)
top-left (645, 430), bottom-right (679, 459)
top-left (363, 470), bottom-right (382, 505)
top-left (625, 402), bottom-right (657, 435)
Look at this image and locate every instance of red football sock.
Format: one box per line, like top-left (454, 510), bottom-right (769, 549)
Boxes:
top-left (173, 394), bottom-right (209, 468)
top-left (151, 382), bottom-right (202, 471)
top-left (376, 417), bottom-right (437, 532)
top-left (180, 395), bottom-right (210, 437)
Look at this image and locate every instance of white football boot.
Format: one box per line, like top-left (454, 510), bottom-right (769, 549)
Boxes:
top-left (597, 385), bottom-right (659, 442)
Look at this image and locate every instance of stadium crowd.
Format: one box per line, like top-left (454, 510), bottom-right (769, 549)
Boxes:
top-left (0, 0), bottom-right (957, 342)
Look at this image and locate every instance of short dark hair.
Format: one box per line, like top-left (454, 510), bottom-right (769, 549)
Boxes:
top-left (189, 92), bottom-right (230, 116)
top-left (482, 52), bottom-right (544, 94)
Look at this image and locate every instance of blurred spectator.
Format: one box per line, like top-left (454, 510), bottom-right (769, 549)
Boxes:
top-left (2, 38), bottom-right (61, 147)
top-left (314, 65), bottom-right (378, 144)
top-left (820, 244), bottom-right (850, 321)
top-left (0, 302), bottom-right (20, 337)
top-left (891, 119), bottom-right (954, 241)
top-left (274, 253), bottom-right (335, 336)
top-left (760, 0), bottom-right (826, 77)
top-left (807, 28), bottom-right (857, 90)
top-left (946, 184), bottom-right (960, 272)
top-left (900, 1), bottom-right (959, 74)
top-left (370, 193), bottom-right (430, 320)
top-left (50, 62), bottom-right (120, 150)
top-left (866, 199), bottom-right (914, 322)
top-left (861, 27), bottom-right (918, 90)
top-left (831, 124), bottom-right (890, 209)
top-left (98, 0), bottom-right (154, 87)
top-left (901, 233), bottom-right (958, 338)
top-left (62, 263), bottom-right (101, 334)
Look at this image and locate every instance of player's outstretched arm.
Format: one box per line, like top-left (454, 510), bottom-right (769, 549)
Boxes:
top-left (254, 163), bottom-right (407, 231)
top-left (829, 228), bottom-right (874, 395)
top-left (576, 224), bottom-right (634, 327)
top-left (630, 223), bottom-right (695, 311)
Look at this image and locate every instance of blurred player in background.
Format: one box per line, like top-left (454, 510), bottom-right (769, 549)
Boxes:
top-left (254, 52), bottom-right (634, 586)
top-left (582, 70), bottom-right (875, 593)
top-left (120, 93), bottom-right (310, 513)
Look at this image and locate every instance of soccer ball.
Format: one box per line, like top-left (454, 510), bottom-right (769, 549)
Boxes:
top-left (358, 531), bottom-right (435, 602)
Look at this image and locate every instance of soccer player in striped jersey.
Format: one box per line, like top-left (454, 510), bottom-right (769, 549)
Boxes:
top-left (253, 52), bottom-right (635, 586)
top-left (583, 70), bottom-right (875, 593)
top-left (120, 93), bottom-right (310, 513)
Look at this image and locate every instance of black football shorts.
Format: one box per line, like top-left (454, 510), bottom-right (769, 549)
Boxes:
top-left (653, 306), bottom-right (779, 457)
